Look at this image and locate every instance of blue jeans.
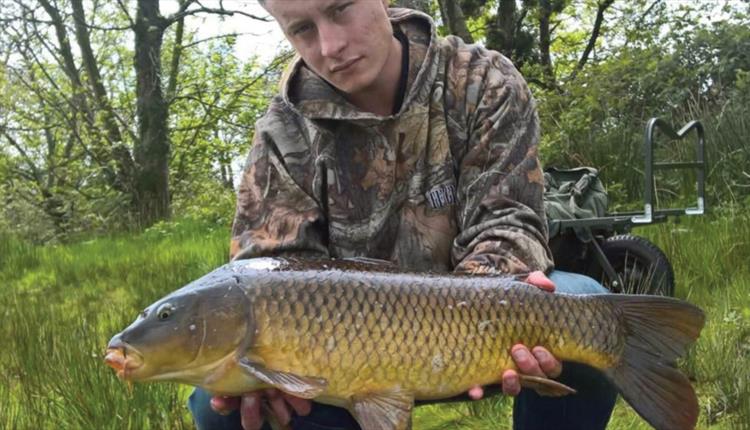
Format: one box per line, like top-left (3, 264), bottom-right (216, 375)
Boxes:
top-left (512, 271), bottom-right (618, 430)
top-left (188, 271), bottom-right (617, 430)
top-left (187, 391), bottom-right (359, 430)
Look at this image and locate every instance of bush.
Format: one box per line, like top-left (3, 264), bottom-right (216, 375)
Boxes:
top-left (534, 20), bottom-right (750, 210)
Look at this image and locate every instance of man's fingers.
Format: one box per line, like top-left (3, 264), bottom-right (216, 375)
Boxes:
top-left (524, 271), bottom-right (555, 292)
top-left (240, 394), bottom-right (263, 430)
top-left (511, 344), bottom-right (545, 377)
top-left (210, 396), bottom-right (241, 415)
top-left (468, 385), bottom-right (484, 400)
top-left (265, 389), bottom-right (293, 425)
top-left (502, 369), bottom-right (520, 396)
top-left (283, 393), bottom-right (313, 416)
top-left (532, 346), bottom-right (562, 378)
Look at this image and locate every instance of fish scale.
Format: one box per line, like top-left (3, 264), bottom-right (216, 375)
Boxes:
top-left (247, 269), bottom-right (623, 401)
top-left (106, 258), bottom-right (705, 430)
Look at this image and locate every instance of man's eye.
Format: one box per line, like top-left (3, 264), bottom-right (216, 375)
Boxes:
top-left (292, 23), bottom-right (313, 35)
top-left (334, 3), bottom-right (351, 14)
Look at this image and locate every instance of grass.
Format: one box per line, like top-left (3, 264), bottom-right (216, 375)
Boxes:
top-left (0, 219), bottom-right (229, 429)
top-left (1, 212), bottom-right (749, 429)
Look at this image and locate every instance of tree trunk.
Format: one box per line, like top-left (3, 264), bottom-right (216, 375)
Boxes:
top-left (570, 0), bottom-right (615, 80)
top-left (487, 0), bottom-right (517, 58)
top-left (37, 0), bottom-right (92, 144)
top-left (70, 0), bottom-right (123, 145)
top-left (37, 0), bottom-right (82, 89)
top-left (166, 3), bottom-right (186, 103)
top-left (437, 0), bottom-right (474, 43)
top-left (134, 0), bottom-right (170, 225)
top-left (538, 0), bottom-right (555, 85)
top-left (70, 0), bottom-right (135, 195)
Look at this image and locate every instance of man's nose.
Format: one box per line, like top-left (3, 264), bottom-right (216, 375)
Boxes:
top-left (318, 22), bottom-right (346, 58)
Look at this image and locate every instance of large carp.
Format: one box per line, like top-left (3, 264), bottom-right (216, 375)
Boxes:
top-left (105, 257), bottom-right (704, 430)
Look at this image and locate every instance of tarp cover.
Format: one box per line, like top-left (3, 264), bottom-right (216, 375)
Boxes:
top-left (544, 167), bottom-right (608, 240)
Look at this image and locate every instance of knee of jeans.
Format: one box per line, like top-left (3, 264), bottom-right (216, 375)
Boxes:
top-left (576, 274), bottom-right (608, 294)
top-left (548, 271), bottom-right (609, 295)
top-left (291, 403), bottom-right (361, 430)
top-left (188, 388), bottom-right (243, 430)
top-left (188, 388), bottom-right (208, 416)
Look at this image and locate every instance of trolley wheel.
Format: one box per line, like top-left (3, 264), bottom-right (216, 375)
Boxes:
top-left (586, 234), bottom-right (675, 296)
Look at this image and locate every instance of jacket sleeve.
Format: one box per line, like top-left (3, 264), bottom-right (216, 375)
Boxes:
top-left (229, 112), bottom-right (329, 261)
top-left (449, 47), bottom-right (553, 275)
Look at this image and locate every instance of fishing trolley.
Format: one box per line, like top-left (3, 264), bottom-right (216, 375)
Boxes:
top-left (544, 118), bottom-right (707, 297)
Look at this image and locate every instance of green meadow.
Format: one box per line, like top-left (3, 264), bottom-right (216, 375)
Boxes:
top-left (1, 213), bottom-right (748, 429)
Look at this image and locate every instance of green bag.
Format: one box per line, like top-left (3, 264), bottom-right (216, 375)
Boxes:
top-left (544, 167), bottom-right (608, 241)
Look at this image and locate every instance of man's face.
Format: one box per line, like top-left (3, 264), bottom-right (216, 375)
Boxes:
top-left (264, 0), bottom-right (395, 96)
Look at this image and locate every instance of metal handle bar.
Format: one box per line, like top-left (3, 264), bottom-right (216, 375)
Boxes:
top-left (632, 118), bottom-right (706, 224)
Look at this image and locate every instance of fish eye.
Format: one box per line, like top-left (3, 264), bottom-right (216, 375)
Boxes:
top-left (156, 303), bottom-right (174, 321)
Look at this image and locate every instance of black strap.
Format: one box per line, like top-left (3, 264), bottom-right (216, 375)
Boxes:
top-left (392, 30), bottom-right (410, 115)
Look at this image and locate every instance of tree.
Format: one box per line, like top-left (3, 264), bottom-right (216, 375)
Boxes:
top-left (437, 0), bottom-right (474, 43)
top-left (128, 0), bottom-right (275, 224)
top-left (132, 0), bottom-right (172, 223)
top-left (486, 0), bottom-right (523, 58)
top-left (0, 0), bottom-right (277, 238)
top-left (394, 0), bottom-right (432, 14)
top-left (1, 0), bottom-right (119, 239)
top-left (3, 0), bottom-right (748, 241)
top-left (0, 0), bottom-right (274, 230)
top-left (432, 0), bottom-right (616, 88)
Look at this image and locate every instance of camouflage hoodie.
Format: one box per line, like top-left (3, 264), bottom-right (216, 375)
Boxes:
top-left (230, 8), bottom-right (553, 274)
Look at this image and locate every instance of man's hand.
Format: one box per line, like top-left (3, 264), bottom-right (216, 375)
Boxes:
top-left (468, 270), bottom-right (561, 399)
top-left (211, 389), bottom-right (312, 430)
top-left (524, 270), bottom-right (555, 292)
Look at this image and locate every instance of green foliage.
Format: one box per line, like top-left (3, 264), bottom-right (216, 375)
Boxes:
top-left (534, 9), bottom-right (750, 209)
top-left (166, 35), bottom-right (277, 195)
top-left (0, 219), bottom-right (229, 428)
top-left (1, 1), bottom-right (135, 241)
top-left (435, 0), bottom-right (749, 211)
top-left (1, 0), bottom-right (749, 241)
top-left (0, 0), bottom-right (286, 242)
top-left (170, 180), bottom-right (237, 228)
top-left (2, 214), bottom-right (748, 427)
top-left (641, 212), bottom-right (750, 429)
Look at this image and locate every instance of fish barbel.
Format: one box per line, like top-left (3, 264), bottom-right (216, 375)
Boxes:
top-left (105, 257), bottom-right (704, 430)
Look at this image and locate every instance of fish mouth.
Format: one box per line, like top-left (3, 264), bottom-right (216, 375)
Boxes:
top-left (104, 342), bottom-right (145, 380)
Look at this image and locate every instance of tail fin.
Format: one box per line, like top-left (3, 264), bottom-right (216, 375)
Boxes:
top-left (602, 295), bottom-right (705, 430)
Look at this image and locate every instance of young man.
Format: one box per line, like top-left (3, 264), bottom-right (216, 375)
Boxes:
top-left (189, 0), bottom-right (618, 429)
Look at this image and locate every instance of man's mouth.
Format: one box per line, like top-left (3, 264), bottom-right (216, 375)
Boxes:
top-left (330, 56), bottom-right (362, 73)
top-left (104, 344), bottom-right (144, 380)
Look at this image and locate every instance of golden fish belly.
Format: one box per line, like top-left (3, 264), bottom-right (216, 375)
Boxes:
top-left (246, 271), bottom-right (624, 401)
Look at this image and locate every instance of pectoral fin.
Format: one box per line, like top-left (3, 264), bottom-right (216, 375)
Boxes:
top-left (351, 390), bottom-right (414, 430)
top-left (237, 358), bottom-right (327, 399)
top-left (520, 375), bottom-right (577, 397)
